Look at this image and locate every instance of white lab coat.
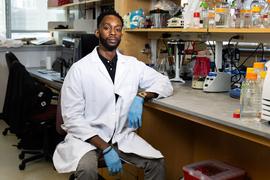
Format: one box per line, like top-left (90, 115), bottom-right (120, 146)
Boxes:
top-left (53, 47), bottom-right (173, 173)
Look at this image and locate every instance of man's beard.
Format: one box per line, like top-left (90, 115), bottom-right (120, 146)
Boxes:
top-left (99, 34), bottom-right (121, 51)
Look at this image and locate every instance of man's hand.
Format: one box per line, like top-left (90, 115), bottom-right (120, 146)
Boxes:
top-left (127, 96), bottom-right (144, 129)
top-left (103, 146), bottom-right (123, 176)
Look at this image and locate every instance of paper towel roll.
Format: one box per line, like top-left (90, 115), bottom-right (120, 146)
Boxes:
top-left (46, 57), bottom-right (52, 71)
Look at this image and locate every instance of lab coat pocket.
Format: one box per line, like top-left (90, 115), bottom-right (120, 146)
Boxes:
top-left (117, 85), bottom-right (137, 107)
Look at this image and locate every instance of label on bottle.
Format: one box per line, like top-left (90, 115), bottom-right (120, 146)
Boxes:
top-left (209, 13), bottom-right (215, 17)
top-left (241, 9), bottom-right (250, 13)
top-left (215, 8), bottom-right (226, 13)
top-left (252, 7), bottom-right (261, 12)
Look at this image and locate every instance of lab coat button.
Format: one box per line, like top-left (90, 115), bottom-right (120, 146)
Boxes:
top-left (112, 113), bottom-right (115, 115)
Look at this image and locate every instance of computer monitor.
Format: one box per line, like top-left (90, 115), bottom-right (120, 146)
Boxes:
top-left (78, 34), bottom-right (99, 60)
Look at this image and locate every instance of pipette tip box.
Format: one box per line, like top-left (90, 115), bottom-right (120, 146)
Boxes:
top-left (183, 159), bottom-right (245, 180)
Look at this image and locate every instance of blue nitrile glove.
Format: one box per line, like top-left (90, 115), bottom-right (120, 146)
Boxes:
top-left (103, 146), bottom-right (123, 176)
top-left (127, 96), bottom-right (144, 129)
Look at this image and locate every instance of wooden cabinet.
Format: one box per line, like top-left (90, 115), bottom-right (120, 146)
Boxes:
top-left (115, 1), bottom-right (270, 179)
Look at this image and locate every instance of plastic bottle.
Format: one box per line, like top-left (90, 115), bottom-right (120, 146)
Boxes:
top-left (193, 12), bottom-right (200, 29)
top-left (200, 0), bottom-right (210, 28)
top-left (215, 0), bottom-right (230, 28)
top-left (250, 0), bottom-right (262, 28)
top-left (240, 0), bottom-right (252, 28)
top-left (264, 0), bottom-right (270, 27)
top-left (209, 12), bottom-right (216, 28)
top-left (231, 0), bottom-right (242, 28)
top-left (253, 62), bottom-right (264, 80)
top-left (208, 0), bottom-right (217, 27)
top-left (240, 73), bottom-right (261, 122)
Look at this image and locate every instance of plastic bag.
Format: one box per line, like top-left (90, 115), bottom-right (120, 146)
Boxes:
top-left (152, 0), bottom-right (180, 16)
top-left (0, 39), bottom-right (23, 48)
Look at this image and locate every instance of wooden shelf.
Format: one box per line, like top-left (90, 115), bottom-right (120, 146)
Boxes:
top-left (125, 28), bottom-right (270, 34)
top-left (48, 29), bottom-right (75, 32)
top-left (208, 28), bottom-right (270, 33)
top-left (48, 0), bottom-right (101, 10)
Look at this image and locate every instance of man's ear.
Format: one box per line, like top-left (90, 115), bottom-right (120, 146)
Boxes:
top-left (95, 29), bottom-right (100, 39)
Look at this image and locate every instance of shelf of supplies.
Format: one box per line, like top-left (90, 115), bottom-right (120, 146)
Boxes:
top-left (208, 28), bottom-right (270, 33)
top-left (124, 28), bottom-right (270, 34)
top-left (124, 28), bottom-right (208, 33)
top-left (48, 0), bottom-right (101, 10)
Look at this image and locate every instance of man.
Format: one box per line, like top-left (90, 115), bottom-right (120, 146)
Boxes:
top-left (53, 10), bottom-right (173, 180)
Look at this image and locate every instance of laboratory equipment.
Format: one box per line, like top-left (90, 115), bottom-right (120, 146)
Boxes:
top-left (192, 57), bottom-right (210, 89)
top-left (200, 0), bottom-right (209, 28)
top-left (253, 62), bottom-right (264, 80)
top-left (265, 0), bottom-right (270, 28)
top-left (240, 0), bottom-right (252, 28)
top-left (230, 0), bottom-right (242, 28)
top-left (203, 72), bottom-right (231, 92)
top-left (193, 12), bottom-right (200, 28)
top-left (183, 159), bottom-right (245, 180)
top-left (167, 17), bottom-right (184, 28)
top-left (149, 9), bottom-right (169, 28)
top-left (168, 40), bottom-right (185, 83)
top-left (261, 61), bottom-right (270, 121)
top-left (250, 0), bottom-right (262, 28)
top-left (240, 73), bottom-right (261, 122)
top-left (215, 0), bottom-right (230, 28)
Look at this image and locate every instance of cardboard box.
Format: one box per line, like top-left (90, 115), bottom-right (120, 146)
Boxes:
top-left (183, 159), bottom-right (245, 180)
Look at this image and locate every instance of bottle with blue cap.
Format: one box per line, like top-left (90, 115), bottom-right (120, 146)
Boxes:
top-left (260, 59), bottom-right (267, 71)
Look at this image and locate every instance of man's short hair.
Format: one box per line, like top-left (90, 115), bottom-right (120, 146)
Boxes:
top-left (97, 10), bottom-right (123, 29)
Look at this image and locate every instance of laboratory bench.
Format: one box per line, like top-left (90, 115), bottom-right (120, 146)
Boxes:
top-left (27, 67), bottom-right (270, 179)
top-left (139, 81), bottom-right (270, 180)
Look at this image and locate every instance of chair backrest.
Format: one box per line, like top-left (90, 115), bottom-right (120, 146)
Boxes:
top-left (56, 93), bottom-right (67, 135)
top-left (6, 51), bottom-right (19, 70)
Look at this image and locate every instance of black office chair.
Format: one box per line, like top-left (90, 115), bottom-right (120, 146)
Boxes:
top-left (2, 51), bottom-right (20, 136)
top-left (56, 93), bottom-right (106, 180)
top-left (2, 59), bottom-right (57, 170)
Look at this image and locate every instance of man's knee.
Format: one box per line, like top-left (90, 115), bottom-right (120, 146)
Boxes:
top-left (75, 151), bottom-right (99, 180)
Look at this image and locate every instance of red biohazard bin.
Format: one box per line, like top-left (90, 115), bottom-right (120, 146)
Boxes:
top-left (183, 159), bottom-right (245, 180)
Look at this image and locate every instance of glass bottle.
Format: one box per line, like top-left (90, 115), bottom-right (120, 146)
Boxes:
top-left (209, 12), bottom-right (216, 28)
top-left (231, 0), bottom-right (242, 28)
top-left (264, 0), bottom-right (270, 28)
top-left (208, 0), bottom-right (217, 27)
top-left (250, 0), bottom-right (262, 28)
top-left (215, 0), bottom-right (230, 28)
top-left (240, 0), bottom-right (252, 28)
top-left (240, 73), bottom-right (261, 122)
top-left (200, 0), bottom-right (210, 28)
top-left (253, 62), bottom-right (264, 80)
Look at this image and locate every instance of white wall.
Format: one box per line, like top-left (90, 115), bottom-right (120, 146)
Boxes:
top-left (0, 46), bottom-right (62, 113)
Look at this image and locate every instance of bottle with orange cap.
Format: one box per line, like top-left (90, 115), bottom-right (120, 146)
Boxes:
top-left (250, 0), bottom-right (262, 28)
top-left (240, 72), bottom-right (261, 122)
top-left (253, 62), bottom-right (264, 80)
top-left (265, 0), bottom-right (270, 28)
top-left (240, 0), bottom-right (252, 28)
